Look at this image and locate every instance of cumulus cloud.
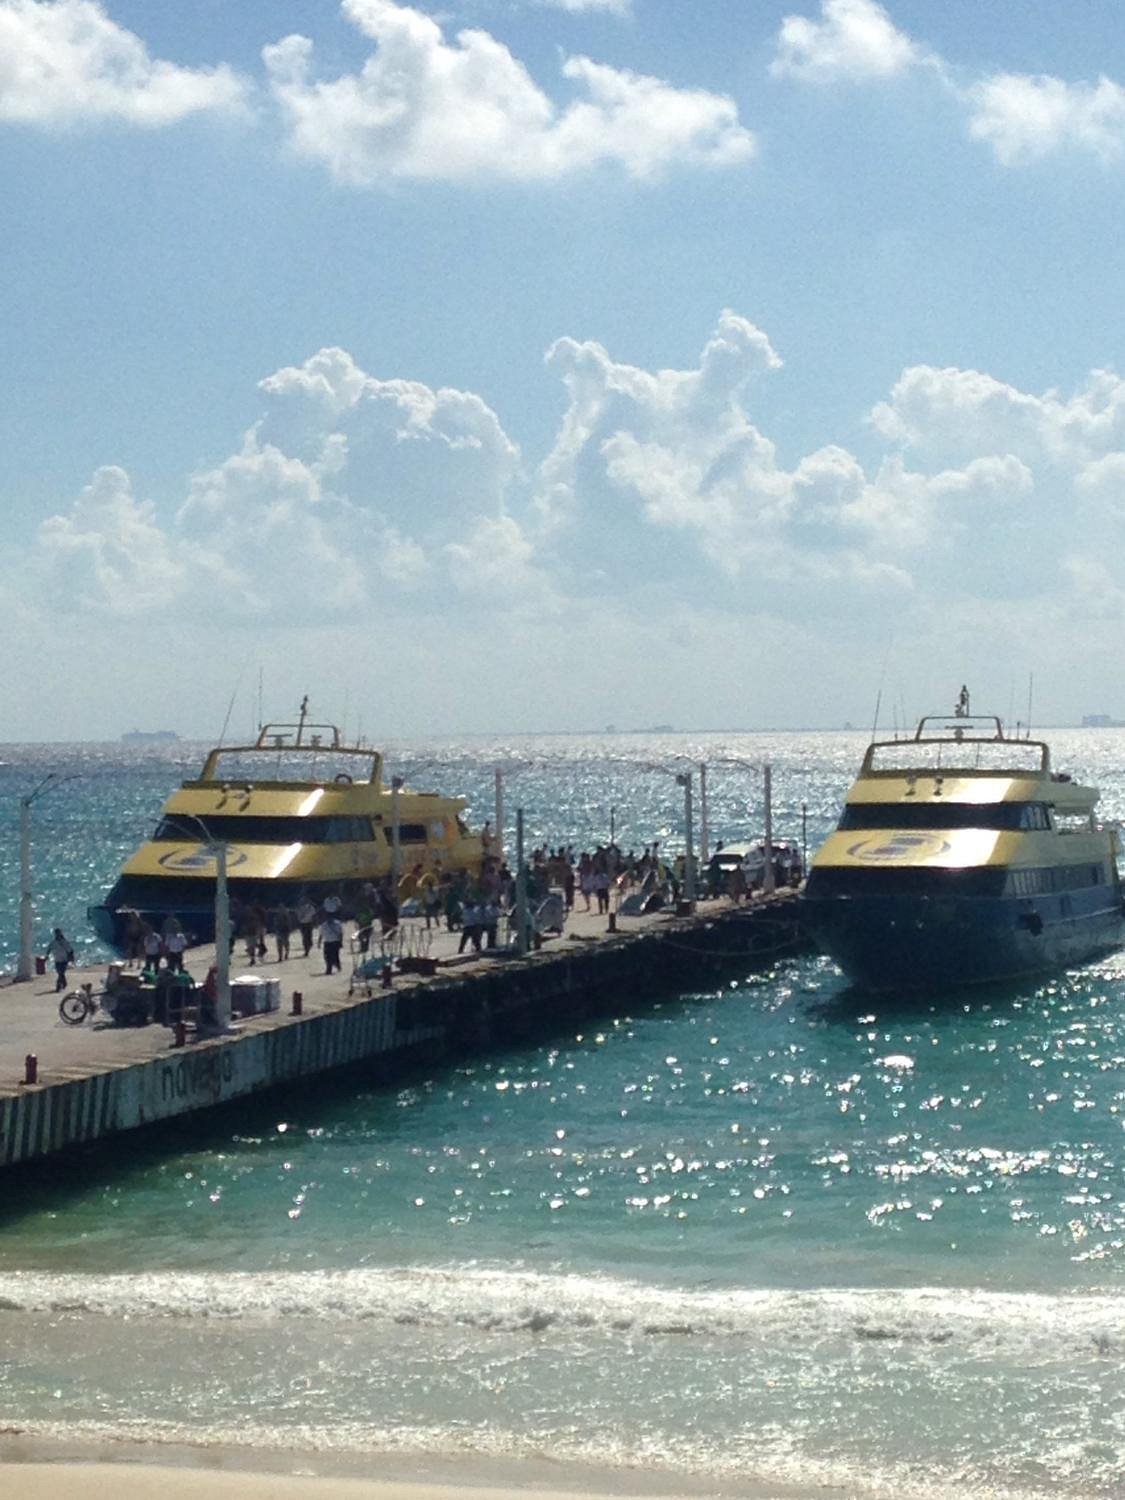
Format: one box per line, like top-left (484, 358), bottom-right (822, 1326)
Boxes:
top-left (870, 364), bottom-right (1125, 470)
top-left (27, 316), bottom-right (1125, 674)
top-left (967, 73), bottom-right (1125, 166)
top-left (771, 0), bottom-right (919, 83)
top-left (0, 0), bottom-right (247, 127)
top-left (770, 1), bottom-right (1125, 168)
top-left (32, 348), bottom-right (540, 621)
top-left (263, 0), bottom-right (754, 183)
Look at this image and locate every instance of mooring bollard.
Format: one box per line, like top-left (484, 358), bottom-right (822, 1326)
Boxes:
top-left (173, 1019), bottom-right (187, 1048)
top-left (608, 912), bottom-right (617, 933)
top-left (291, 990), bottom-right (303, 1016)
top-left (381, 964), bottom-right (393, 989)
top-left (23, 1053), bottom-right (38, 1085)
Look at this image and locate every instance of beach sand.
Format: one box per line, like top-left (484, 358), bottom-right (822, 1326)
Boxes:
top-left (0, 1431), bottom-right (853, 1500)
top-left (0, 1435), bottom-right (819, 1500)
top-left (0, 1471), bottom-right (698, 1500)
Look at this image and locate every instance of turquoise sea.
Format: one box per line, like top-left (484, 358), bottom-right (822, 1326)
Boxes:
top-left (1, 732), bottom-right (1124, 1498)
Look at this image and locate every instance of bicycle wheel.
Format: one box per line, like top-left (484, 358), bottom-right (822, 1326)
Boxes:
top-left (59, 991), bottom-right (89, 1025)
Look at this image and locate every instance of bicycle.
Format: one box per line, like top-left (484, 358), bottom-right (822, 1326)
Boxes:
top-left (58, 984), bottom-right (103, 1025)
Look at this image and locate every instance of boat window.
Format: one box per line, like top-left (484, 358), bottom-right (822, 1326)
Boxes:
top-left (429, 820), bottom-right (446, 842)
top-left (1005, 864), bottom-right (1105, 897)
top-left (1053, 810), bottom-right (1094, 833)
top-left (153, 815), bottom-right (379, 844)
top-left (837, 802), bottom-right (1051, 831)
top-left (398, 823), bottom-right (428, 843)
top-left (806, 867), bottom-right (1008, 898)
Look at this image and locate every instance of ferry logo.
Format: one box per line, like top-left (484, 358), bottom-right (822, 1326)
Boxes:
top-left (158, 848), bottom-right (248, 871)
top-left (847, 833), bottom-right (951, 862)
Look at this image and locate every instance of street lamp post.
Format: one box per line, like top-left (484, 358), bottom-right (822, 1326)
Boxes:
top-left (514, 807), bottom-right (529, 956)
top-left (709, 757), bottom-right (775, 896)
top-left (17, 795), bottom-right (33, 983)
top-left (16, 774), bottom-right (78, 983)
top-left (699, 762), bottom-right (709, 865)
top-left (168, 813), bottom-right (232, 1032)
top-left (494, 767), bottom-right (504, 863)
top-left (390, 776), bottom-right (403, 889)
top-left (675, 772), bottom-right (696, 907)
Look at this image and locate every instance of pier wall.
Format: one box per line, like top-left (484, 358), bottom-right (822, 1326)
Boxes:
top-left (0, 901), bottom-right (799, 1170)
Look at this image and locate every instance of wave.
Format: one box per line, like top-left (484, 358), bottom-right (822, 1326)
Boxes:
top-left (1, 1266), bottom-right (1121, 1358)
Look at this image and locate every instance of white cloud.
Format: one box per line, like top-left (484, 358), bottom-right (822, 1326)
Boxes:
top-left (870, 364), bottom-right (1125, 470)
top-left (0, 0), bottom-right (247, 127)
top-left (27, 318), bottom-right (1125, 722)
top-left (968, 73), bottom-right (1125, 166)
top-left (263, 0), bottom-right (754, 183)
top-left (539, 0), bottom-right (630, 12)
top-left (771, 0), bottom-right (919, 83)
top-left (31, 347), bottom-right (541, 622)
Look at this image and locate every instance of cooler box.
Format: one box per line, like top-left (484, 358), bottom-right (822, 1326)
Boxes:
top-left (230, 976), bottom-right (279, 1016)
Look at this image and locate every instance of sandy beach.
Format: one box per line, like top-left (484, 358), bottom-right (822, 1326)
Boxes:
top-left (0, 1435), bottom-right (817, 1500)
top-left (0, 1471), bottom-right (702, 1500)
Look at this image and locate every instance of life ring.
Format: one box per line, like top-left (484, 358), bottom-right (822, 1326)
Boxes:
top-left (334, 772), bottom-right (353, 786)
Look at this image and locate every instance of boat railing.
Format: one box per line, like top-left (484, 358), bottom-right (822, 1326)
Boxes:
top-left (863, 725), bottom-right (1051, 776)
top-left (197, 737), bottom-right (383, 785)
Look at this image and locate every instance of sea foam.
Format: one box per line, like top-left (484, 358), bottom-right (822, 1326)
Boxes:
top-left (1, 1265), bottom-right (1121, 1359)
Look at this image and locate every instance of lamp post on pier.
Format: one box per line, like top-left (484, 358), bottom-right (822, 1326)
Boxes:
top-left (675, 772), bottom-right (696, 907)
top-left (708, 757), bottom-right (776, 895)
top-left (390, 775), bottom-right (404, 889)
top-left (636, 761), bottom-right (696, 911)
top-left (166, 813), bottom-right (232, 1032)
top-left (17, 773), bottom-right (79, 983)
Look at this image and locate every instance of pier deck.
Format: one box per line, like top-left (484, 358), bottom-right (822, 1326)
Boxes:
top-left (0, 894), bottom-right (800, 1168)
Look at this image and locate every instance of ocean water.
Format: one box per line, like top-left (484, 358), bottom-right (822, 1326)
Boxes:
top-left (1, 731), bottom-right (1124, 1498)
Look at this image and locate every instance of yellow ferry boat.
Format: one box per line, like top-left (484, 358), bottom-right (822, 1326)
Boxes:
top-left (89, 702), bottom-right (483, 951)
top-left (800, 691), bottom-right (1125, 990)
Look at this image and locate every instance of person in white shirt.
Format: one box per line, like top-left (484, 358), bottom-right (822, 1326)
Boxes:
top-left (320, 915), bottom-right (344, 974)
top-left (44, 928), bottom-right (75, 992)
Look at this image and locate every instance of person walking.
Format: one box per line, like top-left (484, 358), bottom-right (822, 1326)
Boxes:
top-left (44, 928), bottom-right (75, 992)
top-left (272, 904), bottom-right (293, 962)
top-left (296, 894), bottom-right (317, 957)
top-left (320, 913), bottom-right (344, 974)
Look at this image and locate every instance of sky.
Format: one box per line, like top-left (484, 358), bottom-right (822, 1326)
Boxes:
top-left (4, 0), bottom-right (1125, 740)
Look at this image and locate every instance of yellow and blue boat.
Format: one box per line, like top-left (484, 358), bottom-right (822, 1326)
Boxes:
top-left (89, 704), bottom-right (482, 951)
top-left (801, 694), bottom-right (1125, 990)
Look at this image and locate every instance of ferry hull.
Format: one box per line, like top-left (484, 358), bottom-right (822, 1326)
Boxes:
top-left (88, 876), bottom-right (365, 954)
top-left (800, 890), bottom-right (1125, 993)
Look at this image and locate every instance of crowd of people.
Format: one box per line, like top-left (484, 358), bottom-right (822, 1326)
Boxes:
top-left (62, 834), bottom-right (798, 987)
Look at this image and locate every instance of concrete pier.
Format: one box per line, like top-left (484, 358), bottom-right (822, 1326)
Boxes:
top-left (0, 895), bottom-right (800, 1170)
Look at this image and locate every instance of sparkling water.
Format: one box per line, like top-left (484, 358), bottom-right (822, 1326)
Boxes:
top-left (1, 732), bottom-right (1123, 1497)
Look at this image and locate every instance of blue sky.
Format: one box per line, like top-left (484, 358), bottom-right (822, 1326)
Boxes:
top-left (4, 0), bottom-right (1125, 739)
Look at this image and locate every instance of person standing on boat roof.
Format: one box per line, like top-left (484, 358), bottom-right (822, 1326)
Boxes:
top-left (44, 928), bottom-right (75, 992)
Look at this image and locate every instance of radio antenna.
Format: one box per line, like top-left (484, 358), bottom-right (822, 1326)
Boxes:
top-left (870, 687), bottom-right (883, 743)
top-left (1026, 672), bottom-right (1034, 739)
top-left (217, 671), bottom-right (243, 747)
